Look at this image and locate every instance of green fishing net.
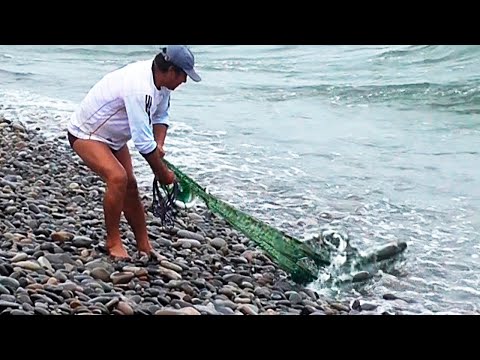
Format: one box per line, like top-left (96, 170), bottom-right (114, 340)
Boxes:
top-left (155, 160), bottom-right (407, 285)
top-left (159, 160), bottom-right (332, 283)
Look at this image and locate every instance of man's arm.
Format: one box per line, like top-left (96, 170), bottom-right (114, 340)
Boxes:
top-left (151, 93), bottom-right (171, 157)
top-left (124, 94), bottom-right (174, 184)
top-left (142, 146), bottom-right (174, 183)
top-left (153, 124), bottom-right (168, 157)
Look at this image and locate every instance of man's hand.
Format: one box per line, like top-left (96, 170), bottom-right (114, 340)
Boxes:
top-left (154, 161), bottom-right (175, 185)
top-left (157, 169), bottom-right (175, 185)
top-left (143, 146), bottom-right (175, 185)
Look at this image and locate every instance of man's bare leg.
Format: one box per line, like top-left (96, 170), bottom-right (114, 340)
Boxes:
top-left (114, 146), bottom-right (154, 255)
top-left (71, 139), bottom-right (130, 259)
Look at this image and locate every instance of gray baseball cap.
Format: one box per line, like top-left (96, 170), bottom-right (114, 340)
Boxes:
top-left (164, 45), bottom-right (201, 82)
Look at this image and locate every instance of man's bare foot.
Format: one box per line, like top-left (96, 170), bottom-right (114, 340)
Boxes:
top-left (106, 239), bottom-right (130, 259)
top-left (136, 240), bottom-right (165, 262)
top-left (136, 240), bottom-right (153, 254)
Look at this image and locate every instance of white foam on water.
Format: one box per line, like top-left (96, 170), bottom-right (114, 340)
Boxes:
top-left (0, 89), bottom-right (76, 138)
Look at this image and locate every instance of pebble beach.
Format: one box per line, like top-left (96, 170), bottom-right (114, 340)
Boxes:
top-left (0, 114), bottom-right (368, 316)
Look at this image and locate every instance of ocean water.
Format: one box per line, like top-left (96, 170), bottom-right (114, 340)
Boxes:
top-left (1, 45), bottom-right (479, 314)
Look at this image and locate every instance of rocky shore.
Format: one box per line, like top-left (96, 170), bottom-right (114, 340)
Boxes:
top-left (0, 115), bottom-right (356, 315)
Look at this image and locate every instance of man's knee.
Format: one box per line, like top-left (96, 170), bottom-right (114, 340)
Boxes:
top-left (106, 171), bottom-right (128, 192)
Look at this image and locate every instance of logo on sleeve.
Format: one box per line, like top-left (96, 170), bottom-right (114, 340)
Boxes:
top-left (145, 95), bottom-right (153, 125)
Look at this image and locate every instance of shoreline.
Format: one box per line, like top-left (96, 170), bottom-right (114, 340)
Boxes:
top-left (0, 114), bottom-right (354, 315)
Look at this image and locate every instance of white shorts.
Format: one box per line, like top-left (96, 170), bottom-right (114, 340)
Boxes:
top-left (67, 113), bottom-right (127, 152)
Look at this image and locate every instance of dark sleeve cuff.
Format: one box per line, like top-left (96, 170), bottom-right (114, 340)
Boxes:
top-left (141, 145), bottom-right (158, 159)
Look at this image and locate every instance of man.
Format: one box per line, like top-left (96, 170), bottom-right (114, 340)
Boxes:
top-left (66, 45), bottom-right (201, 260)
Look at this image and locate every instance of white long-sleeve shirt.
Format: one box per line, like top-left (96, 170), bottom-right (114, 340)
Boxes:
top-left (67, 58), bottom-right (171, 154)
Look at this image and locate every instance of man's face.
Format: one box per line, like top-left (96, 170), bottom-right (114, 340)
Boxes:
top-left (164, 67), bottom-right (187, 91)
